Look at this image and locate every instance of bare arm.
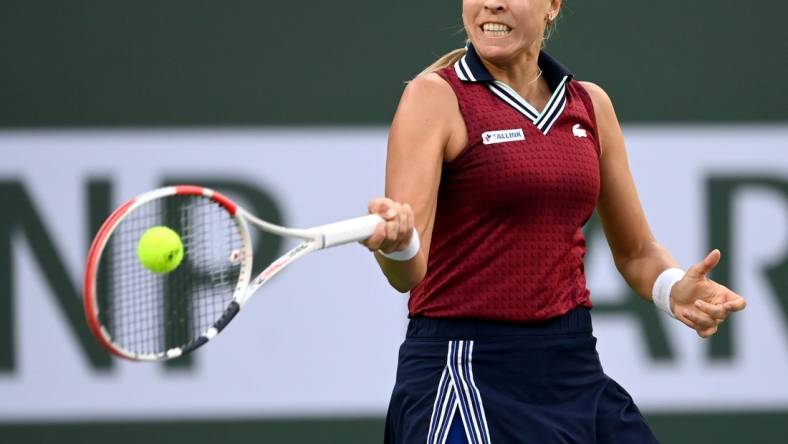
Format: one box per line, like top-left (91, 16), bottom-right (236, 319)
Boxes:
top-left (582, 81), bottom-right (746, 337)
top-left (363, 73), bottom-right (465, 292)
top-left (582, 81), bottom-right (678, 299)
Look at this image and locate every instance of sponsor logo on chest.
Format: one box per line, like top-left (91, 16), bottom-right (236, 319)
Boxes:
top-left (482, 128), bottom-right (525, 145)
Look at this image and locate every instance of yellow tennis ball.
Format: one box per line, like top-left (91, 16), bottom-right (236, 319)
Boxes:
top-left (137, 226), bottom-right (184, 274)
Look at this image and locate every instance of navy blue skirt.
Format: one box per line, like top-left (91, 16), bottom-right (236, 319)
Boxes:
top-left (384, 308), bottom-right (659, 444)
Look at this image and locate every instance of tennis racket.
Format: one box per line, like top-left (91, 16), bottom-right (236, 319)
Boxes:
top-left (83, 184), bottom-right (418, 362)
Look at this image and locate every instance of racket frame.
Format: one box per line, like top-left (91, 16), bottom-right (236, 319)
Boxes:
top-left (84, 185), bottom-right (389, 362)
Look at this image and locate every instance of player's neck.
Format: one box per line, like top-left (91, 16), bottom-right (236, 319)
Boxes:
top-left (478, 47), bottom-right (543, 99)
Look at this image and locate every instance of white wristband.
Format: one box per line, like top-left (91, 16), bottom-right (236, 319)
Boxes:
top-left (652, 268), bottom-right (685, 318)
top-left (378, 228), bottom-right (420, 261)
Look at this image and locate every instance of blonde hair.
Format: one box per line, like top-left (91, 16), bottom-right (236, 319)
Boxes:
top-left (416, 47), bottom-right (468, 78)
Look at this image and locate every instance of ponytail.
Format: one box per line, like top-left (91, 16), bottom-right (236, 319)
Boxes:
top-left (416, 47), bottom-right (467, 78)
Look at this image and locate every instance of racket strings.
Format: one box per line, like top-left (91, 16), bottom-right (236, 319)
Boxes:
top-left (96, 195), bottom-right (243, 357)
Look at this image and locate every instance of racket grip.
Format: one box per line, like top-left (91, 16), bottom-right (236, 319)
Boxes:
top-left (314, 214), bottom-right (420, 259)
top-left (313, 214), bottom-right (385, 248)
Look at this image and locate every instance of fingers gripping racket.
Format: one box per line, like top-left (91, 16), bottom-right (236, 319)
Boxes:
top-left (83, 185), bottom-right (415, 362)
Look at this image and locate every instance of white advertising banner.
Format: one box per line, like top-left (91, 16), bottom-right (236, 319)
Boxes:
top-left (0, 126), bottom-right (786, 421)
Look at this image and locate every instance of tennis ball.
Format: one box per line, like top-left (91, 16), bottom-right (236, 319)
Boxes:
top-left (137, 226), bottom-right (184, 274)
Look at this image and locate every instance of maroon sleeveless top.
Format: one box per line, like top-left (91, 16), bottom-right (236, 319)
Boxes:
top-left (408, 45), bottom-right (601, 322)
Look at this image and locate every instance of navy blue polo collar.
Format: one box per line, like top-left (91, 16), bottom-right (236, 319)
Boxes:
top-left (455, 43), bottom-right (573, 89)
top-left (453, 43), bottom-right (574, 135)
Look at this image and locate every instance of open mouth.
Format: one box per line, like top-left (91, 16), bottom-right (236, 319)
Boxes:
top-left (481, 22), bottom-right (512, 37)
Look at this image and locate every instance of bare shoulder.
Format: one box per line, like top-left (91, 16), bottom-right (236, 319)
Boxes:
top-left (399, 72), bottom-right (457, 111)
top-left (393, 72), bottom-right (466, 160)
top-left (577, 81), bottom-right (624, 159)
top-left (577, 81), bottom-right (615, 116)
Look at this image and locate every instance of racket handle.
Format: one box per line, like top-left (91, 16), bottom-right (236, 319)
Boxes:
top-left (313, 214), bottom-right (420, 259)
top-left (313, 214), bottom-right (384, 247)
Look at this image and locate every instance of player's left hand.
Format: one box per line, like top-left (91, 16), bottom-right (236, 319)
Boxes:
top-left (670, 249), bottom-right (747, 338)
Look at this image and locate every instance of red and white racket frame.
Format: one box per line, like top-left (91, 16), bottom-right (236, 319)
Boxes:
top-left (84, 184), bottom-right (399, 362)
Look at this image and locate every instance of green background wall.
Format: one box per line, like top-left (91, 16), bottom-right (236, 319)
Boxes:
top-left (0, 413), bottom-right (786, 444)
top-left (1, 0), bottom-right (786, 127)
top-left (2, 1), bottom-right (786, 442)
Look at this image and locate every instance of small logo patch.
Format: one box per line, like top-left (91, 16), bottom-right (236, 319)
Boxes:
top-left (482, 129), bottom-right (525, 145)
top-left (572, 124), bottom-right (588, 138)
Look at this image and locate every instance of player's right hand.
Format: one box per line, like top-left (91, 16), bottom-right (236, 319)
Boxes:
top-left (362, 197), bottom-right (415, 255)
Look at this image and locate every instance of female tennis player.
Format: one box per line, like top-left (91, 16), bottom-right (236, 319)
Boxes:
top-left (364, 0), bottom-right (748, 442)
